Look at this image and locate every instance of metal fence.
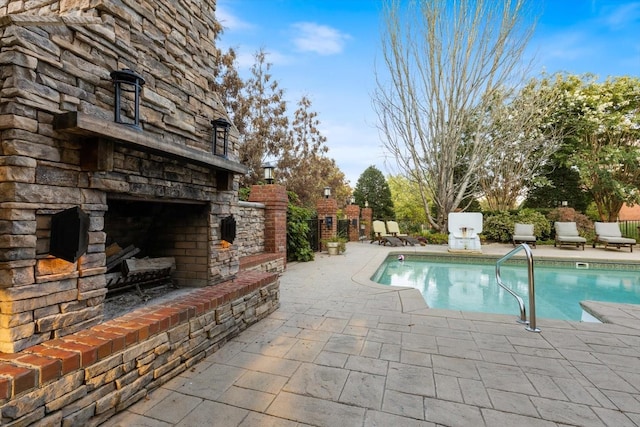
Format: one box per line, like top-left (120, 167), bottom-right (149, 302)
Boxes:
top-left (619, 220), bottom-right (640, 239)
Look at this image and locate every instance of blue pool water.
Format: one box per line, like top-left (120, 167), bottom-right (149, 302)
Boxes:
top-left (372, 257), bottom-right (640, 321)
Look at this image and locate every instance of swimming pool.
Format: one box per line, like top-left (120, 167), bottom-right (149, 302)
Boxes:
top-left (371, 255), bottom-right (640, 321)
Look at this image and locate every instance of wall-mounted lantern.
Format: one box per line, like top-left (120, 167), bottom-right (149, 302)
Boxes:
top-left (220, 215), bottom-right (236, 244)
top-left (262, 163), bottom-right (275, 184)
top-left (49, 206), bottom-right (89, 263)
top-left (110, 69), bottom-right (145, 128)
top-left (325, 216), bottom-right (333, 230)
top-left (211, 117), bottom-right (231, 157)
top-left (324, 186), bottom-right (331, 199)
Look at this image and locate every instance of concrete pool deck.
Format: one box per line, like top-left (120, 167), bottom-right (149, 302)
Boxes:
top-left (105, 242), bottom-right (640, 426)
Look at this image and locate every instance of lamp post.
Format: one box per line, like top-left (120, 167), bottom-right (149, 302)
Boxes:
top-left (349, 195), bottom-right (355, 205)
top-left (262, 163), bottom-right (275, 184)
top-left (211, 117), bottom-right (231, 157)
top-left (324, 186), bottom-right (331, 199)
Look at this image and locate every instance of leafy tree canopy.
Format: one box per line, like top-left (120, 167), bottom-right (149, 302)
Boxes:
top-left (543, 74), bottom-right (640, 220)
top-left (354, 166), bottom-right (394, 220)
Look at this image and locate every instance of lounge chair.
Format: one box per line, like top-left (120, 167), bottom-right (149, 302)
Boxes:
top-left (512, 223), bottom-right (536, 248)
top-left (554, 222), bottom-right (586, 250)
top-left (593, 222), bottom-right (635, 252)
top-left (371, 220), bottom-right (403, 246)
top-left (385, 221), bottom-right (423, 246)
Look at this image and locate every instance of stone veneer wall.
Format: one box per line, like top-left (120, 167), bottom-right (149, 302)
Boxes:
top-left (0, 0), bottom-right (246, 353)
top-left (236, 201), bottom-right (266, 258)
top-left (0, 270), bottom-right (279, 427)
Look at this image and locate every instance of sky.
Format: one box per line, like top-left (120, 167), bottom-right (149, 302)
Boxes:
top-left (216, 0), bottom-right (640, 187)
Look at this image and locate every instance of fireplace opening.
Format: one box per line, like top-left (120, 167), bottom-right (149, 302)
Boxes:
top-left (103, 197), bottom-right (210, 318)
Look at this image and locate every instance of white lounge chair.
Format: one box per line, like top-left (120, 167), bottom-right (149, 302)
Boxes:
top-left (512, 223), bottom-right (536, 248)
top-left (386, 221), bottom-right (422, 246)
top-left (593, 222), bottom-right (635, 252)
top-left (554, 222), bottom-right (586, 250)
top-left (448, 212), bottom-right (482, 252)
top-left (371, 220), bottom-right (403, 246)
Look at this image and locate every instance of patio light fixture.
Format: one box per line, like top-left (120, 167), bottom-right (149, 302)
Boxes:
top-left (111, 69), bottom-right (145, 128)
top-left (262, 163), bottom-right (275, 184)
top-left (211, 117), bottom-right (231, 157)
top-left (324, 186), bottom-right (331, 199)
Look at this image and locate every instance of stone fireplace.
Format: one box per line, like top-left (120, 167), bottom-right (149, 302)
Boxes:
top-left (0, 0), bottom-right (249, 354)
top-left (1, 1), bottom-right (287, 425)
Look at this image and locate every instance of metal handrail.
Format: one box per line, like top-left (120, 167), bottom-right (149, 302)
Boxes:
top-left (495, 243), bottom-right (540, 332)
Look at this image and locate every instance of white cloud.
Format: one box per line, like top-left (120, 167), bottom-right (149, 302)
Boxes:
top-left (233, 49), bottom-right (294, 71)
top-left (319, 120), bottom-right (388, 185)
top-left (291, 22), bottom-right (351, 55)
top-left (602, 2), bottom-right (640, 30)
top-left (215, 4), bottom-right (254, 31)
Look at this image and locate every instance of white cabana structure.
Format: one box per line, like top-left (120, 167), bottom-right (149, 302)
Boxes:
top-left (448, 212), bottom-right (483, 253)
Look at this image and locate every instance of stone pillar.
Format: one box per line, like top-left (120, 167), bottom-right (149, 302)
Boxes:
top-left (249, 184), bottom-right (288, 255)
top-left (361, 207), bottom-right (373, 242)
top-left (344, 204), bottom-right (360, 242)
top-left (316, 197), bottom-right (338, 250)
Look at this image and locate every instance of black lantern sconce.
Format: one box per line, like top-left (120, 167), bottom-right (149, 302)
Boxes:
top-left (220, 215), bottom-right (236, 244)
top-left (262, 163), bottom-right (275, 184)
top-left (212, 117), bottom-right (231, 158)
top-left (49, 206), bottom-right (89, 263)
top-left (110, 69), bottom-right (145, 128)
top-left (324, 186), bottom-right (331, 199)
top-left (325, 216), bottom-right (333, 230)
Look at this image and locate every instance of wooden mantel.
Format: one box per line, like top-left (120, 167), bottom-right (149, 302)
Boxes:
top-left (54, 111), bottom-right (249, 175)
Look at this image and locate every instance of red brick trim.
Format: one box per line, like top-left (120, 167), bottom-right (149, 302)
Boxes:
top-left (0, 270), bottom-right (277, 402)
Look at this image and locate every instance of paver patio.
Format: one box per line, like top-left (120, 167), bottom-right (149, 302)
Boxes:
top-left (104, 242), bottom-right (640, 426)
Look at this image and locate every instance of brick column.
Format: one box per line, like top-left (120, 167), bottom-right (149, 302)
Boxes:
top-left (344, 204), bottom-right (360, 242)
top-left (316, 197), bottom-right (338, 250)
top-left (249, 184), bottom-right (288, 255)
top-left (361, 207), bottom-right (373, 242)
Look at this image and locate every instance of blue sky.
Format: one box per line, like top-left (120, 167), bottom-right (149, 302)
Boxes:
top-left (217, 0), bottom-right (640, 186)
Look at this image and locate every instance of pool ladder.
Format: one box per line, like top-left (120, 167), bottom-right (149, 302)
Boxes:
top-left (495, 243), bottom-right (540, 332)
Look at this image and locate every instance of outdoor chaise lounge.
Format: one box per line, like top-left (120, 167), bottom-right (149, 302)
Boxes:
top-left (386, 221), bottom-right (423, 246)
top-left (371, 220), bottom-right (403, 246)
top-left (512, 223), bottom-right (536, 248)
top-left (554, 221), bottom-right (586, 250)
top-left (448, 212), bottom-right (482, 252)
top-left (593, 222), bottom-right (635, 252)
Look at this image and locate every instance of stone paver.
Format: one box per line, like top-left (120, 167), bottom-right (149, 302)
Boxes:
top-left (104, 243), bottom-right (640, 426)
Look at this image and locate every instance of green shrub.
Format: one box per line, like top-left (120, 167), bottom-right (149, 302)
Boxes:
top-left (423, 231), bottom-right (448, 245)
top-left (483, 209), bottom-right (555, 243)
top-left (482, 211), bottom-right (513, 242)
top-left (287, 204), bottom-right (314, 262)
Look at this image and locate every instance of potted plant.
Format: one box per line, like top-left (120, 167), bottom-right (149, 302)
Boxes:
top-left (322, 235), bottom-right (347, 255)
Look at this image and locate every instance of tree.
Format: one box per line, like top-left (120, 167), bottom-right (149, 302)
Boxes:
top-left (277, 96), bottom-right (348, 207)
top-left (476, 79), bottom-right (565, 210)
top-left (523, 163), bottom-right (592, 211)
top-left (230, 50), bottom-right (289, 186)
top-left (354, 166), bottom-right (394, 220)
top-left (387, 174), bottom-right (427, 225)
top-left (548, 74), bottom-right (640, 220)
top-left (373, 0), bottom-right (538, 231)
